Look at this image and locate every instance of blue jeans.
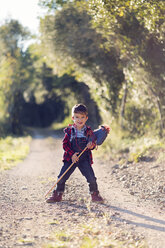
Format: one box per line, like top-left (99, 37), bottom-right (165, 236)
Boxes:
top-left (56, 158), bottom-right (98, 193)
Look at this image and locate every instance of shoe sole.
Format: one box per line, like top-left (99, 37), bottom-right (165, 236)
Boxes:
top-left (46, 200), bottom-right (62, 203)
top-left (92, 200), bottom-right (104, 203)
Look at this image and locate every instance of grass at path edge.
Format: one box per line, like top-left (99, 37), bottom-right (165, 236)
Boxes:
top-left (0, 135), bottom-right (31, 171)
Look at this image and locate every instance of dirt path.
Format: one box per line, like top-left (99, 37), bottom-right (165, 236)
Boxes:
top-left (0, 129), bottom-right (165, 248)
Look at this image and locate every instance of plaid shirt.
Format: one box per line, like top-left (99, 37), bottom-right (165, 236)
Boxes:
top-left (62, 124), bottom-right (96, 165)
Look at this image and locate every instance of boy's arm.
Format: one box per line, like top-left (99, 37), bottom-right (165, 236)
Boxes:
top-left (86, 129), bottom-right (97, 150)
top-left (63, 133), bottom-right (75, 157)
top-left (87, 141), bottom-right (96, 149)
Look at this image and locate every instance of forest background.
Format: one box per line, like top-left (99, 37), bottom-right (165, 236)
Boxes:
top-left (0, 0), bottom-right (165, 166)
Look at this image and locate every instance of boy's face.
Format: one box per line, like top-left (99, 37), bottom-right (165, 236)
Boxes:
top-left (72, 112), bottom-right (88, 130)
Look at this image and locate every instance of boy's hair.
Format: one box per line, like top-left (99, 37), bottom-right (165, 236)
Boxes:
top-left (72, 104), bottom-right (88, 116)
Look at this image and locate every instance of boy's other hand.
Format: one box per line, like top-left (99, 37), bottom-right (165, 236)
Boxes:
top-left (87, 141), bottom-right (95, 149)
top-left (102, 125), bottom-right (110, 134)
top-left (72, 152), bottom-right (79, 163)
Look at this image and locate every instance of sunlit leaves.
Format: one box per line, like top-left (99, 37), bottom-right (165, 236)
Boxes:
top-left (0, 20), bottom-right (36, 134)
top-left (39, 0), bottom-right (165, 135)
top-left (39, 0), bottom-right (71, 11)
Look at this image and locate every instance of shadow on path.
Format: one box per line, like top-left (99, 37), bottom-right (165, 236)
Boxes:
top-left (108, 204), bottom-right (165, 232)
top-left (108, 204), bottom-right (165, 226)
top-left (52, 201), bottom-right (165, 233)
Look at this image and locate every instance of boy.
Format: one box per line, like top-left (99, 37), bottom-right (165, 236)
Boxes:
top-left (46, 103), bottom-right (109, 203)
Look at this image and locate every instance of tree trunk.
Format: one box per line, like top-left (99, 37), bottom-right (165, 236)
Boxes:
top-left (149, 87), bottom-right (164, 138)
top-left (120, 80), bottom-right (128, 129)
top-left (11, 91), bottom-right (24, 135)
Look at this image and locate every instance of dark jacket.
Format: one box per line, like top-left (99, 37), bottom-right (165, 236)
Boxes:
top-left (62, 124), bottom-right (96, 164)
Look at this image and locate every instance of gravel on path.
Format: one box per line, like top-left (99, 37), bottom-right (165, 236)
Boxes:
top-left (0, 128), bottom-right (164, 248)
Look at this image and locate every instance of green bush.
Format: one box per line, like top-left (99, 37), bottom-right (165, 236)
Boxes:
top-left (124, 104), bottom-right (156, 135)
top-left (0, 135), bottom-right (31, 171)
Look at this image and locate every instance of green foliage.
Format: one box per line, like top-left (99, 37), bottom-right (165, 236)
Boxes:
top-left (87, 0), bottom-right (165, 134)
top-left (40, 3), bottom-right (124, 115)
top-left (80, 236), bottom-right (98, 248)
top-left (39, 0), bottom-right (70, 10)
top-left (0, 136), bottom-right (31, 171)
top-left (124, 104), bottom-right (156, 135)
top-left (128, 137), bottom-right (165, 163)
top-left (39, 0), bottom-right (165, 137)
top-left (0, 0), bottom-right (164, 140)
top-left (0, 20), bottom-right (33, 135)
top-left (95, 119), bottom-right (165, 166)
top-left (45, 73), bottom-right (101, 127)
top-left (0, 19), bottom-right (30, 57)
top-left (43, 221), bottom-right (147, 248)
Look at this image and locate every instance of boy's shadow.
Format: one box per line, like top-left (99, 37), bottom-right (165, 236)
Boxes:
top-left (60, 201), bottom-right (165, 233)
top-left (104, 203), bottom-right (165, 232)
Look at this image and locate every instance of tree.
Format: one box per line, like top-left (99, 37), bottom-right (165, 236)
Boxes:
top-left (0, 19), bottom-right (31, 134)
top-left (40, 3), bottom-right (124, 117)
top-left (39, 0), bottom-right (165, 136)
top-left (87, 0), bottom-right (165, 135)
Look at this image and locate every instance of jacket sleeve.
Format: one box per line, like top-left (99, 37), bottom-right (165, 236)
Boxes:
top-left (86, 128), bottom-right (96, 150)
top-left (63, 133), bottom-right (75, 156)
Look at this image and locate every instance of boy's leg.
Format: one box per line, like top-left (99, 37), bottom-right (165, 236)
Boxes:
top-left (78, 160), bottom-right (98, 192)
top-left (46, 160), bottom-right (77, 203)
top-left (78, 160), bottom-right (104, 202)
top-left (56, 160), bottom-right (77, 192)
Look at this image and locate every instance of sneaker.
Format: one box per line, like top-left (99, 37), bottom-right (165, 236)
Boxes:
top-left (91, 191), bottom-right (104, 203)
top-left (46, 190), bottom-right (63, 203)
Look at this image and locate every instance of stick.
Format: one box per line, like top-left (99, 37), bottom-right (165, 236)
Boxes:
top-left (45, 146), bottom-right (88, 198)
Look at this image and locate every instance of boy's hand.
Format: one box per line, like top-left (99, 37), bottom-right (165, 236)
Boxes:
top-left (72, 152), bottom-right (79, 163)
top-left (87, 141), bottom-right (95, 149)
top-left (101, 125), bottom-right (110, 134)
